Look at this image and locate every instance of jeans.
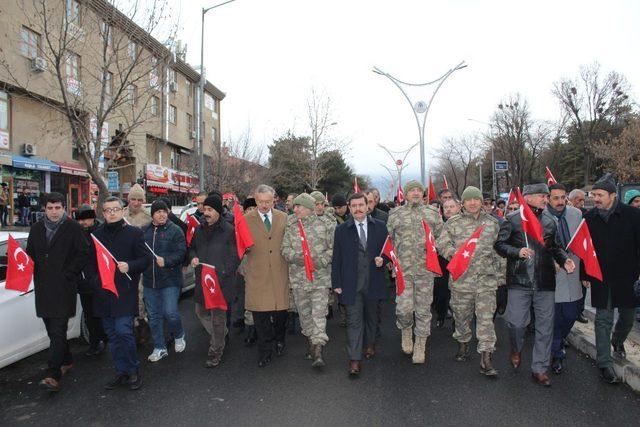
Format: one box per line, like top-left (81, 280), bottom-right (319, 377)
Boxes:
top-left (102, 316), bottom-right (139, 375)
top-left (144, 286), bottom-right (184, 350)
top-left (42, 317), bottom-right (72, 381)
top-left (20, 207), bottom-right (29, 226)
top-left (551, 301), bottom-right (580, 359)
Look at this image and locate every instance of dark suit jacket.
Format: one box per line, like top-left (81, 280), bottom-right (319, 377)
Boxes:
top-left (331, 216), bottom-right (389, 305)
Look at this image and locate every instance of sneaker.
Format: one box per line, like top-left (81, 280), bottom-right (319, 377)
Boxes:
top-left (175, 337), bottom-right (186, 353)
top-left (148, 348), bottom-right (168, 362)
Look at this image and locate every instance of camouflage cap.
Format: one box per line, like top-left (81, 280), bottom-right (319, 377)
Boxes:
top-left (310, 191), bottom-right (326, 204)
top-left (404, 180), bottom-right (424, 195)
top-left (294, 193), bottom-right (316, 211)
top-left (461, 186), bottom-right (482, 202)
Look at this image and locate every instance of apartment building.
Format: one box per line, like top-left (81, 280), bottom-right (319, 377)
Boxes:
top-left (0, 0), bottom-right (224, 214)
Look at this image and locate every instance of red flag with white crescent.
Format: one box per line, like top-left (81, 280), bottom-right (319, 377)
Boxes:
top-left (545, 167), bottom-right (557, 186)
top-left (298, 219), bottom-right (315, 281)
top-left (233, 202), bottom-right (254, 259)
top-left (354, 176), bottom-right (361, 193)
top-left (447, 225), bottom-right (485, 281)
top-left (567, 219), bottom-right (603, 281)
top-left (200, 263), bottom-right (227, 310)
top-left (5, 235), bottom-right (34, 293)
top-left (185, 214), bottom-right (200, 247)
top-left (396, 185), bottom-right (405, 204)
top-left (428, 176), bottom-right (436, 202)
top-left (381, 235), bottom-right (406, 296)
top-left (422, 220), bottom-right (443, 275)
top-left (442, 175), bottom-right (449, 190)
top-left (516, 188), bottom-right (545, 245)
top-left (91, 235), bottom-right (119, 297)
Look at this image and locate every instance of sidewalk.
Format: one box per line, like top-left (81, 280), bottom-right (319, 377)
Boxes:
top-left (567, 305), bottom-right (640, 392)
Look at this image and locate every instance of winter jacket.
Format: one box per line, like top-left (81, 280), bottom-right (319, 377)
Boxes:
top-left (142, 221), bottom-right (186, 289)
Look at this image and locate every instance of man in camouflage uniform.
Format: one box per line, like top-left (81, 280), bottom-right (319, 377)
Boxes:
top-left (436, 186), bottom-right (505, 377)
top-left (282, 193), bottom-right (335, 368)
top-left (387, 180), bottom-right (443, 364)
top-left (310, 191), bottom-right (335, 223)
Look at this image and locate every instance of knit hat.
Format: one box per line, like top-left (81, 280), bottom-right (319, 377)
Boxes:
top-left (310, 191), bottom-right (326, 204)
top-left (404, 180), bottom-right (424, 195)
top-left (128, 183), bottom-right (145, 200)
top-left (150, 200), bottom-right (169, 216)
top-left (331, 194), bottom-right (347, 207)
top-left (243, 197), bottom-right (257, 211)
top-left (624, 189), bottom-right (640, 205)
top-left (75, 204), bottom-right (96, 220)
top-left (592, 173), bottom-right (617, 194)
top-left (158, 197), bottom-right (172, 209)
top-left (293, 193), bottom-right (315, 211)
top-left (461, 186), bottom-right (482, 202)
top-left (522, 183), bottom-right (550, 196)
top-left (203, 194), bottom-right (222, 214)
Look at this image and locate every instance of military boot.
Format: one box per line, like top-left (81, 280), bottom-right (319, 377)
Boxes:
top-left (454, 342), bottom-right (470, 362)
top-left (312, 345), bottom-right (325, 368)
top-left (401, 327), bottom-right (414, 355)
top-left (480, 351), bottom-right (498, 377)
top-left (304, 338), bottom-right (313, 360)
top-left (412, 337), bottom-right (427, 364)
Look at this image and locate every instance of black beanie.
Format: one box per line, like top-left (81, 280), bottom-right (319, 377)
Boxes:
top-left (150, 200), bottom-right (169, 216)
top-left (243, 197), bottom-right (257, 211)
top-left (204, 195), bottom-right (222, 214)
top-left (592, 173), bottom-right (617, 194)
top-left (331, 194), bottom-right (347, 207)
top-left (75, 204), bottom-right (96, 220)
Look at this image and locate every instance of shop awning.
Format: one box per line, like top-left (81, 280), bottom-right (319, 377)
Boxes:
top-left (12, 155), bottom-right (60, 172)
top-left (53, 161), bottom-right (89, 177)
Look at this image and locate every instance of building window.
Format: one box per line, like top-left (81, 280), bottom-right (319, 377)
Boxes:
top-left (104, 71), bottom-right (113, 98)
top-left (186, 113), bottom-right (193, 132)
top-left (127, 84), bottom-right (137, 104)
top-left (66, 0), bottom-right (81, 26)
top-left (100, 22), bottom-right (112, 49)
top-left (170, 149), bottom-right (177, 168)
top-left (151, 96), bottom-right (159, 116)
top-left (186, 80), bottom-right (192, 99)
top-left (211, 127), bottom-right (216, 144)
top-left (0, 91), bottom-right (9, 150)
top-left (65, 52), bottom-right (80, 80)
top-left (169, 105), bottom-right (177, 125)
top-left (20, 27), bottom-right (41, 59)
top-left (128, 41), bottom-right (137, 60)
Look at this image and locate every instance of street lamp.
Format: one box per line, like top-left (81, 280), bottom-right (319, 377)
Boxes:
top-left (373, 61), bottom-right (467, 187)
top-left (378, 142), bottom-right (418, 197)
top-left (198, 0), bottom-right (237, 190)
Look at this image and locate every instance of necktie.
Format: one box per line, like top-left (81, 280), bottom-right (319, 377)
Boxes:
top-left (358, 222), bottom-right (367, 249)
top-left (263, 213), bottom-right (271, 232)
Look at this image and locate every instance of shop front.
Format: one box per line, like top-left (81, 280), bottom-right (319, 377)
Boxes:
top-left (145, 163), bottom-right (199, 206)
top-left (51, 161), bottom-right (91, 214)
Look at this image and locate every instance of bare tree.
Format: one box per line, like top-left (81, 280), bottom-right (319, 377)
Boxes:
top-left (434, 134), bottom-right (482, 196)
top-left (592, 115), bottom-right (640, 182)
top-left (306, 87), bottom-right (339, 190)
top-left (218, 123), bottom-right (267, 198)
top-left (552, 62), bottom-right (633, 186)
top-left (0, 0), bottom-right (177, 204)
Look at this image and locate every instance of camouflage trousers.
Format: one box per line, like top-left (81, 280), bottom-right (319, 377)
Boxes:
top-left (288, 288), bottom-right (298, 313)
top-left (395, 274), bottom-right (433, 338)
top-left (450, 288), bottom-right (497, 353)
top-left (292, 287), bottom-right (330, 346)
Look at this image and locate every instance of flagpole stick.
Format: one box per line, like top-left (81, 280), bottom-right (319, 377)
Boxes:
top-left (144, 242), bottom-right (159, 259)
top-left (524, 232), bottom-right (529, 249)
top-left (379, 236), bottom-right (388, 258)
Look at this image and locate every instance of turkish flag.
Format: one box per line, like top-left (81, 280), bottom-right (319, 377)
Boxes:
top-left (567, 219), bottom-right (603, 281)
top-left (428, 176), bottom-right (436, 202)
top-left (447, 225), bottom-right (485, 281)
top-left (442, 175), bottom-right (449, 190)
top-left (507, 187), bottom-right (518, 206)
top-left (200, 263), bottom-right (227, 310)
top-left (421, 219), bottom-right (442, 275)
top-left (91, 235), bottom-right (119, 297)
top-left (5, 235), bottom-right (34, 292)
top-left (545, 166), bottom-right (557, 186)
top-left (297, 219), bottom-right (315, 281)
top-left (185, 214), bottom-right (200, 247)
top-left (354, 176), bottom-right (361, 193)
top-left (396, 185), bottom-right (405, 204)
top-left (381, 236), bottom-right (406, 296)
top-left (233, 202), bottom-right (254, 260)
top-left (516, 188), bottom-right (545, 245)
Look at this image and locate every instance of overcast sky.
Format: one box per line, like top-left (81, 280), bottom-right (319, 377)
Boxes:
top-left (172, 0), bottom-right (640, 193)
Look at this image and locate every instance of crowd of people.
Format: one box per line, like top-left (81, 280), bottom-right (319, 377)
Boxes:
top-left (23, 173), bottom-right (640, 393)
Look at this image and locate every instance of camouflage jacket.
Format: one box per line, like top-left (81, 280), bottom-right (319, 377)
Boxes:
top-left (387, 202), bottom-right (444, 277)
top-left (281, 214), bottom-right (335, 289)
top-left (436, 211), bottom-right (506, 292)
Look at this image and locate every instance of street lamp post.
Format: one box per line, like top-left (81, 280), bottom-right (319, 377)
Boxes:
top-left (198, 0), bottom-right (236, 190)
top-left (373, 62), bottom-right (467, 187)
top-left (378, 142), bottom-right (418, 197)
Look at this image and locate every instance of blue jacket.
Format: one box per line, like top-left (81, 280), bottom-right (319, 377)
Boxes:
top-left (331, 216), bottom-right (389, 305)
top-left (142, 221), bottom-right (186, 289)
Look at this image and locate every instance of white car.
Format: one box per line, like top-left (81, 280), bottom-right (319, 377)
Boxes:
top-left (0, 232), bottom-right (83, 369)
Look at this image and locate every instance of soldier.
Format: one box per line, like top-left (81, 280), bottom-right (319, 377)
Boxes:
top-left (387, 180), bottom-right (443, 364)
top-left (331, 194), bottom-right (350, 225)
top-left (310, 191), bottom-right (335, 223)
top-left (436, 186), bottom-right (505, 377)
top-left (282, 193), bottom-right (335, 368)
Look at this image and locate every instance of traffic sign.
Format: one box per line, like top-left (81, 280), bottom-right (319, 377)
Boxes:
top-left (494, 161), bottom-right (508, 171)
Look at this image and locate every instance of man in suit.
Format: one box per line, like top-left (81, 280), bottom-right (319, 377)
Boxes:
top-left (332, 193), bottom-right (389, 377)
top-left (26, 192), bottom-right (88, 392)
top-left (243, 184), bottom-right (290, 367)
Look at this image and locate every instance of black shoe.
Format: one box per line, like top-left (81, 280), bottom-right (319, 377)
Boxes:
top-left (275, 341), bottom-right (286, 357)
top-left (244, 326), bottom-right (257, 346)
top-left (551, 358), bottom-right (563, 375)
top-left (436, 319), bottom-right (445, 328)
top-left (85, 341), bottom-right (106, 357)
top-left (613, 343), bottom-right (626, 359)
top-left (600, 367), bottom-right (619, 384)
top-left (127, 371), bottom-right (142, 390)
top-left (575, 313), bottom-right (588, 324)
top-left (258, 355), bottom-right (272, 368)
top-left (104, 374), bottom-right (129, 390)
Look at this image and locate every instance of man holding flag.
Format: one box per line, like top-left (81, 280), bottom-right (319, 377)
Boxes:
top-left (282, 193), bottom-right (335, 368)
top-left (494, 183), bottom-right (574, 387)
top-left (437, 186), bottom-right (505, 377)
top-left (584, 173), bottom-right (640, 384)
top-left (25, 192), bottom-right (88, 392)
top-left (387, 180), bottom-right (443, 364)
top-left (188, 194), bottom-right (239, 368)
top-left (89, 196), bottom-right (151, 391)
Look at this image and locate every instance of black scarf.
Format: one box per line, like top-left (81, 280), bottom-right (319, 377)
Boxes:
top-left (44, 213), bottom-right (67, 244)
top-left (548, 206), bottom-right (570, 247)
top-left (597, 198), bottom-right (618, 223)
top-left (105, 218), bottom-right (125, 234)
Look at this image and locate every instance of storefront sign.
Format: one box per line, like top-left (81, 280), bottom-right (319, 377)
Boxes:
top-left (12, 156), bottom-right (60, 172)
top-left (0, 130), bottom-right (9, 149)
top-left (107, 171), bottom-right (119, 191)
top-left (145, 164), bottom-right (199, 193)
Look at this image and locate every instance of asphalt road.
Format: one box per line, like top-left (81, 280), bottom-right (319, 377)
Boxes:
top-left (2, 294), bottom-right (640, 426)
